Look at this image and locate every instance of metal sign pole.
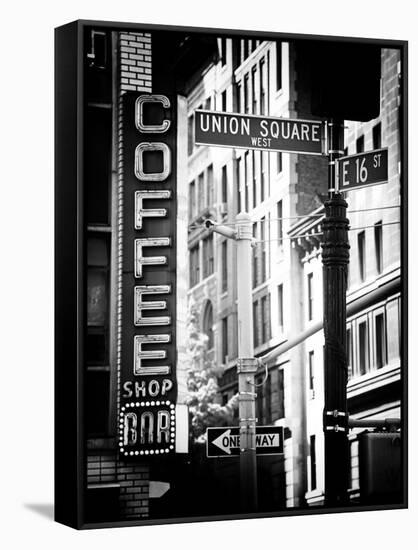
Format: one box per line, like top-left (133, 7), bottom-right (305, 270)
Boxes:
top-left (235, 212), bottom-right (258, 513)
top-left (322, 120), bottom-right (350, 506)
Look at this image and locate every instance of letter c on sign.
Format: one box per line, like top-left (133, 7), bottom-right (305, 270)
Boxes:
top-left (135, 95), bottom-right (171, 134)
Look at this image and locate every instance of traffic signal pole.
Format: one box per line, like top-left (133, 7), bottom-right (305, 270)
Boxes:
top-left (322, 120), bottom-right (350, 506)
top-left (205, 213), bottom-right (258, 512)
top-left (235, 213), bottom-right (258, 513)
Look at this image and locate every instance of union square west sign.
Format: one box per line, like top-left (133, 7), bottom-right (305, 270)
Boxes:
top-left (194, 109), bottom-right (326, 155)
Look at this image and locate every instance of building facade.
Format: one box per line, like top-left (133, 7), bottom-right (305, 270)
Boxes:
top-left (186, 40), bottom-right (402, 509)
top-left (289, 48), bottom-right (402, 505)
top-left (185, 37), bottom-right (330, 508)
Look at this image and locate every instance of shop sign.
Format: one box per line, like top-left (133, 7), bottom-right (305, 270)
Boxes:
top-left (119, 93), bottom-right (177, 457)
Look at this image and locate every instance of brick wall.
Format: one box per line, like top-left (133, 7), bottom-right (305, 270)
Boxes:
top-left (119, 32), bottom-right (152, 92)
top-left (88, 452), bottom-right (149, 519)
top-left (85, 30), bottom-right (154, 524)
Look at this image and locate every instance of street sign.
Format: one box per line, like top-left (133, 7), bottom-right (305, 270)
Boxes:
top-left (337, 148), bottom-right (388, 191)
top-left (206, 426), bottom-right (284, 458)
top-left (195, 109), bottom-right (325, 155)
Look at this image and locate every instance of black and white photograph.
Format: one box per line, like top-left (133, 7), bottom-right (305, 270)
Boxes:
top-left (3, 0), bottom-right (417, 548)
top-left (54, 20), bottom-right (407, 529)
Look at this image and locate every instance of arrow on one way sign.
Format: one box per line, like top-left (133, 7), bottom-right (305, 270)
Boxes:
top-left (207, 426), bottom-right (284, 457)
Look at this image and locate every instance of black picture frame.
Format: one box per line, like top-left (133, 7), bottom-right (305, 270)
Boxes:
top-left (55, 19), bottom-right (408, 529)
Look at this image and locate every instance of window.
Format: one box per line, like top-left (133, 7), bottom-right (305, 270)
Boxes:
top-left (277, 200), bottom-right (283, 248)
top-left (87, 235), bottom-right (110, 437)
top-left (253, 301), bottom-right (259, 348)
top-left (85, 107), bottom-right (112, 224)
top-left (307, 272), bottom-right (314, 321)
top-left (248, 39), bottom-right (254, 55)
top-left (265, 374), bottom-right (272, 423)
top-left (221, 165), bottom-right (228, 204)
top-left (374, 221), bottom-right (383, 274)
top-left (235, 81), bottom-right (241, 113)
top-left (189, 245), bottom-right (200, 286)
top-left (277, 152), bottom-right (282, 173)
top-left (220, 37), bottom-right (227, 66)
top-left (221, 240), bottom-right (228, 292)
top-left (188, 114), bottom-right (194, 156)
top-left (277, 284), bottom-right (284, 332)
top-left (88, 30), bottom-right (107, 69)
top-left (251, 66), bottom-right (257, 114)
top-left (87, 236), bottom-right (110, 366)
top-left (310, 435), bottom-right (317, 491)
top-left (236, 157), bottom-right (242, 212)
top-left (207, 164), bottom-right (214, 207)
top-left (256, 372), bottom-right (264, 424)
top-left (244, 152), bottom-right (250, 212)
top-left (374, 312), bottom-right (386, 369)
top-left (386, 298), bottom-right (400, 362)
top-left (203, 301), bottom-right (214, 350)
top-left (222, 317), bottom-right (228, 363)
top-left (358, 320), bottom-right (369, 375)
top-left (259, 152), bottom-right (265, 203)
top-left (261, 294), bottom-right (271, 343)
top-left (252, 151), bottom-right (257, 207)
top-left (197, 172), bottom-right (205, 213)
top-left (189, 181), bottom-right (196, 220)
top-left (261, 152), bottom-right (267, 202)
top-left (356, 135), bottom-right (364, 153)
top-left (243, 39), bottom-right (249, 61)
top-left (373, 122), bottom-right (382, 149)
top-left (358, 231), bottom-right (366, 282)
top-left (260, 217), bottom-right (266, 283)
top-left (276, 42), bottom-right (282, 90)
top-left (244, 74), bottom-right (250, 114)
top-left (252, 223), bottom-right (258, 288)
top-left (202, 234), bottom-right (214, 278)
top-left (347, 327), bottom-right (353, 379)
top-left (260, 57), bottom-right (266, 115)
top-left (308, 351), bottom-right (315, 394)
top-left (221, 89), bottom-right (227, 112)
top-left (277, 368), bottom-right (285, 419)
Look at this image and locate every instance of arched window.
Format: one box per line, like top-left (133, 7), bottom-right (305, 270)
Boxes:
top-left (202, 301), bottom-right (214, 350)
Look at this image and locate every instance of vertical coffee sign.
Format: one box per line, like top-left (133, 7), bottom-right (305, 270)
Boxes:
top-left (119, 93), bottom-right (177, 458)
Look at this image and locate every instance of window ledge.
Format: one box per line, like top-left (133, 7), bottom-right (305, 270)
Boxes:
top-left (347, 361), bottom-right (401, 398)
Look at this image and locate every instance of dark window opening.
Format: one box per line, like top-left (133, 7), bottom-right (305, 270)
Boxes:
top-left (358, 320), bottom-right (369, 375)
top-left (374, 221), bottom-right (383, 274)
top-left (308, 351), bottom-right (315, 392)
top-left (307, 273), bottom-right (314, 320)
top-left (278, 283), bottom-right (284, 332)
top-left (310, 435), bottom-right (317, 490)
top-left (373, 122), bottom-right (382, 149)
top-left (375, 313), bottom-right (386, 369)
top-left (276, 42), bottom-right (282, 90)
top-left (222, 317), bottom-right (228, 363)
top-left (358, 231), bottom-right (366, 282)
top-left (221, 241), bottom-right (228, 292)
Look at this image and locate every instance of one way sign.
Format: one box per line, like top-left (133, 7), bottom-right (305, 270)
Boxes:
top-left (206, 426), bottom-right (284, 458)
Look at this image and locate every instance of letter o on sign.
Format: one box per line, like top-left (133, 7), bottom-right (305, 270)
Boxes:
top-left (134, 142), bottom-right (172, 182)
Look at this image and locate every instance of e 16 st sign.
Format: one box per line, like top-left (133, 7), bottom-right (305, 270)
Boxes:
top-left (195, 110), bottom-right (325, 155)
top-left (337, 148), bottom-right (388, 191)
